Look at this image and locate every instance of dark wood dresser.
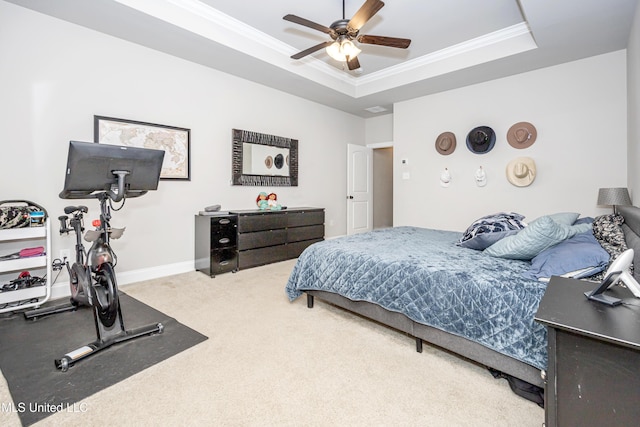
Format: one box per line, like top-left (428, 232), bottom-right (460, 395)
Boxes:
top-left (232, 207), bottom-right (324, 270)
top-left (535, 276), bottom-right (640, 427)
top-left (195, 207), bottom-right (324, 276)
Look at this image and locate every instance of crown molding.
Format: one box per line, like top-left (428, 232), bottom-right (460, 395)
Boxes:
top-left (115, 1), bottom-right (536, 99)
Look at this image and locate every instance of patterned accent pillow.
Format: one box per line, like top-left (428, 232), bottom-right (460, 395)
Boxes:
top-left (588, 214), bottom-right (633, 280)
top-left (457, 212), bottom-right (526, 250)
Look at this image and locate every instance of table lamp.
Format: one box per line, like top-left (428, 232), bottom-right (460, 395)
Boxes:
top-left (597, 187), bottom-right (632, 214)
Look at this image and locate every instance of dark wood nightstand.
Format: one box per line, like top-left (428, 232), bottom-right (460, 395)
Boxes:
top-left (535, 276), bottom-right (640, 427)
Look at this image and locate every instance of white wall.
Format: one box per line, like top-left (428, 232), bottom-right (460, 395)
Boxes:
top-left (628, 2), bottom-right (640, 197)
top-left (0, 2), bottom-right (364, 283)
top-left (365, 114), bottom-right (393, 144)
top-left (394, 51), bottom-right (628, 231)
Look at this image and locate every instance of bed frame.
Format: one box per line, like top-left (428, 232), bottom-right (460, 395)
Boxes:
top-left (304, 206), bottom-right (640, 390)
top-left (305, 290), bottom-right (544, 387)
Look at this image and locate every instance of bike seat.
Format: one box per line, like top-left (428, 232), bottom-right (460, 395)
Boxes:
top-left (64, 205), bottom-right (88, 215)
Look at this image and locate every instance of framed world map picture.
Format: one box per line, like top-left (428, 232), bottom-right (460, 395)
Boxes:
top-left (94, 115), bottom-right (191, 180)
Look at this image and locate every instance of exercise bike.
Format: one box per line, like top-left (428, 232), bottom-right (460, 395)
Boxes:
top-left (27, 193), bottom-right (163, 371)
top-left (25, 140), bottom-right (167, 371)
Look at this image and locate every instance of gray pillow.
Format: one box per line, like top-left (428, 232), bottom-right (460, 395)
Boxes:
top-left (484, 216), bottom-right (592, 260)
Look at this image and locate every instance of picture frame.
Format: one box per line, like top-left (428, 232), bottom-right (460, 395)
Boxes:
top-left (231, 128), bottom-right (298, 187)
top-left (94, 115), bottom-right (191, 180)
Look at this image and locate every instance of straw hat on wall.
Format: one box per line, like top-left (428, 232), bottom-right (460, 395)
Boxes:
top-left (506, 157), bottom-right (536, 187)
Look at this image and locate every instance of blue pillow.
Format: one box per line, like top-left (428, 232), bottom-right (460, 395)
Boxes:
top-left (547, 212), bottom-right (580, 225)
top-left (523, 231), bottom-right (609, 281)
top-left (484, 216), bottom-right (592, 260)
top-left (457, 212), bottom-right (526, 250)
top-left (574, 216), bottom-right (595, 225)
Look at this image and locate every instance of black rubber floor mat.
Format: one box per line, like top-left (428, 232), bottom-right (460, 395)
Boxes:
top-left (0, 292), bottom-right (208, 426)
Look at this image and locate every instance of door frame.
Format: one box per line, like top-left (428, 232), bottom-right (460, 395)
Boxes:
top-left (346, 141), bottom-right (393, 235)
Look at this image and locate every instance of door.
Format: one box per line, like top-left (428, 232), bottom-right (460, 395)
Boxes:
top-left (347, 144), bottom-right (372, 235)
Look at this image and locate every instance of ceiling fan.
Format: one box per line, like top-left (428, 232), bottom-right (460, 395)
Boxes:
top-left (283, 0), bottom-right (411, 71)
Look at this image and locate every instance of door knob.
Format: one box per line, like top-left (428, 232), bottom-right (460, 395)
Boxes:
top-left (347, 196), bottom-right (354, 199)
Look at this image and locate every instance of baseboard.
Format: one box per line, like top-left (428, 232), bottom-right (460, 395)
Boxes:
top-left (49, 260), bottom-right (195, 300)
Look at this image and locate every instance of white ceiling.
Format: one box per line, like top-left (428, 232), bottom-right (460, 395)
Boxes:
top-left (5, 0), bottom-right (639, 117)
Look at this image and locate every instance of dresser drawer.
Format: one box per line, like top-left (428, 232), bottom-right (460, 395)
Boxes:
top-left (238, 246), bottom-right (288, 269)
top-left (210, 248), bottom-right (237, 275)
top-left (210, 215), bottom-right (237, 230)
top-left (211, 227), bottom-right (237, 249)
top-left (237, 213), bottom-right (287, 233)
top-left (287, 224), bottom-right (324, 243)
top-left (238, 229), bottom-right (287, 250)
top-left (287, 238), bottom-right (323, 258)
top-left (287, 210), bottom-right (324, 227)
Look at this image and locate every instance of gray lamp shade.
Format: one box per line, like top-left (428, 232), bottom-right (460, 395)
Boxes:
top-left (597, 187), bottom-right (632, 207)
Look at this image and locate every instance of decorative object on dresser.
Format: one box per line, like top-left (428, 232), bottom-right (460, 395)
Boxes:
top-left (232, 129), bottom-right (298, 187)
top-left (535, 276), bottom-right (640, 427)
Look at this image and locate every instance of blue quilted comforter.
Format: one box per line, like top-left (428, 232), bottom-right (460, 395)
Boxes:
top-left (285, 226), bottom-right (548, 370)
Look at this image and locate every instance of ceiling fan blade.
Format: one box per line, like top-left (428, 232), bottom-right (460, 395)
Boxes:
top-left (346, 55), bottom-right (361, 71)
top-left (347, 0), bottom-right (385, 32)
top-left (291, 41), bottom-right (334, 60)
top-left (357, 34), bottom-right (411, 49)
top-left (283, 14), bottom-right (333, 35)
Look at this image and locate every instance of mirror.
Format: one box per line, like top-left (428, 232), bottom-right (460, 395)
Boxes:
top-left (232, 129), bottom-right (298, 186)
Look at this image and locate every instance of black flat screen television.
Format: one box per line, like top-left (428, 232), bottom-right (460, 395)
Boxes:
top-left (60, 141), bottom-right (165, 200)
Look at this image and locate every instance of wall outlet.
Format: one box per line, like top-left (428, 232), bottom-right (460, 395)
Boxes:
top-left (60, 249), bottom-right (71, 262)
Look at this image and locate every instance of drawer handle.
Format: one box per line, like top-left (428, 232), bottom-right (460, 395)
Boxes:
top-left (220, 260), bottom-right (229, 265)
top-left (219, 219), bottom-right (230, 225)
top-left (219, 238), bottom-right (230, 244)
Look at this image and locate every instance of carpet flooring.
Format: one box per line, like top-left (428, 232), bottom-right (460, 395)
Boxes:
top-left (0, 293), bottom-right (207, 426)
top-left (0, 261), bottom-right (544, 426)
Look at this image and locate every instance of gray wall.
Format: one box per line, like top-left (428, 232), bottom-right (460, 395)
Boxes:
top-left (393, 51), bottom-right (628, 231)
top-left (0, 2), bottom-right (364, 292)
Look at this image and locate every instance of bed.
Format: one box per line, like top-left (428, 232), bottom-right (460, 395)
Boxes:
top-left (285, 207), bottom-right (640, 389)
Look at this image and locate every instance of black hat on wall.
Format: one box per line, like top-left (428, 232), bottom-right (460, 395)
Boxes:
top-left (466, 126), bottom-right (496, 154)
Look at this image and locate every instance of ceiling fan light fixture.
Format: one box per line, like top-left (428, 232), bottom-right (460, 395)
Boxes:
top-left (326, 38), bottom-right (361, 62)
top-left (340, 39), bottom-right (361, 59)
top-left (326, 41), bottom-right (346, 61)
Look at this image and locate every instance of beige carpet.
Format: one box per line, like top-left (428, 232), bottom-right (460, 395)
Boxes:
top-left (0, 260), bottom-right (544, 426)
